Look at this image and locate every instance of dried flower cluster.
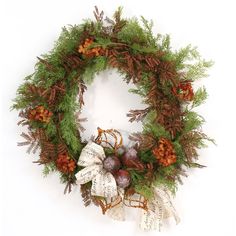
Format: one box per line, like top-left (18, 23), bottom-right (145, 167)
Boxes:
top-left (173, 82), bottom-right (194, 101)
top-left (28, 105), bottom-right (52, 123)
top-left (152, 138), bottom-right (177, 167)
top-left (78, 38), bottom-right (104, 57)
top-left (56, 153), bottom-right (76, 174)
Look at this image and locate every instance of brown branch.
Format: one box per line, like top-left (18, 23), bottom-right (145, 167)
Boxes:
top-left (129, 133), bottom-right (156, 150)
top-left (18, 130), bottom-right (41, 154)
top-left (127, 108), bottom-right (150, 122)
top-left (78, 80), bottom-right (87, 107)
top-left (93, 6), bottom-right (104, 22)
top-left (80, 184), bottom-right (92, 206)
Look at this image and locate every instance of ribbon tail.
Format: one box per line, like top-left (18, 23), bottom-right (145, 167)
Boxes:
top-left (155, 187), bottom-right (180, 225)
top-left (107, 188), bottom-right (125, 221)
top-left (140, 206), bottom-right (161, 231)
top-left (139, 187), bottom-right (180, 231)
top-left (91, 171), bottom-right (117, 198)
top-left (107, 198), bottom-right (125, 221)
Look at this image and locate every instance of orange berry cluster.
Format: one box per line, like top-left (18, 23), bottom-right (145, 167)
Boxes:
top-left (56, 153), bottom-right (76, 174)
top-left (172, 82), bottom-right (194, 101)
top-left (78, 38), bottom-right (103, 57)
top-left (152, 138), bottom-right (177, 167)
top-left (28, 105), bottom-right (52, 123)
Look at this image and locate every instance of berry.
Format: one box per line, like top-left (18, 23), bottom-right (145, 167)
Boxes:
top-left (115, 170), bottom-right (131, 188)
top-left (121, 147), bottom-right (139, 167)
top-left (103, 155), bottom-right (121, 173)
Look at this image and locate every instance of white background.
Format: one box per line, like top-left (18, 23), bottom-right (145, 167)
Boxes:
top-left (1, 0), bottom-right (236, 235)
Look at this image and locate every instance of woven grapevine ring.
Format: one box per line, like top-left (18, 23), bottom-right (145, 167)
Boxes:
top-left (13, 7), bottom-right (213, 231)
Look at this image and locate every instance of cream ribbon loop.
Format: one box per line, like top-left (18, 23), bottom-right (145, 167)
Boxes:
top-left (76, 141), bottom-right (118, 198)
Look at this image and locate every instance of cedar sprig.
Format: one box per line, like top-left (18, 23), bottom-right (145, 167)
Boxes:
top-left (180, 131), bottom-right (214, 163)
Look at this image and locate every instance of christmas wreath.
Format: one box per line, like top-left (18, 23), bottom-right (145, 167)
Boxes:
top-left (13, 7), bottom-right (213, 231)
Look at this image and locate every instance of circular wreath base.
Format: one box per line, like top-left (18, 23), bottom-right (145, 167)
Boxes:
top-left (13, 6), bottom-right (213, 231)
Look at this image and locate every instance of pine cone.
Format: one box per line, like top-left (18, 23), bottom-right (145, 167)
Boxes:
top-left (28, 106), bottom-right (52, 123)
top-left (152, 138), bottom-right (177, 166)
top-left (56, 153), bottom-right (76, 173)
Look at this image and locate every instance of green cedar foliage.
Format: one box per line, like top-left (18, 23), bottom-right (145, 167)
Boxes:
top-left (13, 8), bottom-right (213, 196)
